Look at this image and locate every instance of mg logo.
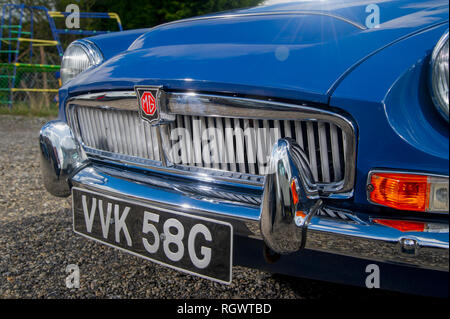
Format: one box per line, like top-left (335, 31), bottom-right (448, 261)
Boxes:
top-left (135, 86), bottom-right (161, 125)
top-left (141, 92), bottom-right (156, 116)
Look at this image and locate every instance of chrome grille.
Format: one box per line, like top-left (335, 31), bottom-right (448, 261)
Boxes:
top-left (166, 115), bottom-right (346, 183)
top-left (76, 107), bottom-right (161, 161)
top-left (66, 91), bottom-right (356, 198)
top-left (72, 105), bottom-right (346, 184)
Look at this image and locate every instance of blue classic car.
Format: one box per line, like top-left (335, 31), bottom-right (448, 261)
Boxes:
top-left (39, 0), bottom-right (449, 297)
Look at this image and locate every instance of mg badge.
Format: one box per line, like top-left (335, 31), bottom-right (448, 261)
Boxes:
top-left (135, 86), bottom-right (161, 125)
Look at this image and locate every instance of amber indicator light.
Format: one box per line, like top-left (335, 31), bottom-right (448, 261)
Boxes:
top-left (295, 211), bottom-right (306, 218)
top-left (369, 173), bottom-right (429, 212)
top-left (291, 179), bottom-right (299, 205)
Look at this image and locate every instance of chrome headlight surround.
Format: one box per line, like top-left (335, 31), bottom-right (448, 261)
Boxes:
top-left (429, 30), bottom-right (449, 122)
top-left (61, 40), bottom-right (103, 85)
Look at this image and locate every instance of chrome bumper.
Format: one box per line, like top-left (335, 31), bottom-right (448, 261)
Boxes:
top-left (40, 121), bottom-right (449, 272)
top-left (39, 121), bottom-right (89, 197)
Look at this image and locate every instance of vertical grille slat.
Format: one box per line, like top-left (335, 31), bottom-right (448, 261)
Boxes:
top-left (106, 110), bottom-right (118, 153)
top-left (257, 120), bottom-right (270, 175)
top-left (224, 118), bottom-right (236, 172)
top-left (183, 115), bottom-right (193, 165)
top-left (101, 110), bottom-right (110, 151)
top-left (306, 122), bottom-right (319, 181)
top-left (131, 111), bottom-right (140, 157)
top-left (234, 118), bottom-right (246, 173)
top-left (283, 120), bottom-right (291, 138)
top-left (208, 117), bottom-right (220, 170)
top-left (199, 116), bottom-right (210, 168)
top-left (330, 123), bottom-right (342, 181)
top-left (295, 121), bottom-right (303, 149)
top-left (133, 114), bottom-right (143, 158)
top-left (151, 125), bottom-right (160, 161)
top-left (254, 120), bottom-right (263, 175)
top-left (192, 116), bottom-right (202, 167)
top-left (168, 121), bottom-right (177, 163)
top-left (112, 110), bottom-right (124, 155)
top-left (140, 118), bottom-right (149, 158)
top-left (215, 117), bottom-right (227, 171)
top-left (77, 107), bottom-right (90, 146)
top-left (274, 120), bottom-right (281, 143)
top-left (72, 105), bottom-right (348, 185)
top-left (123, 112), bottom-right (134, 156)
top-left (92, 108), bottom-right (102, 148)
top-left (83, 108), bottom-right (94, 147)
top-left (143, 121), bottom-right (154, 160)
top-left (318, 121), bottom-right (330, 183)
top-left (84, 107), bottom-right (96, 148)
top-left (342, 130), bottom-right (348, 163)
top-left (244, 119), bottom-right (256, 175)
top-left (94, 109), bottom-right (104, 149)
top-left (176, 115), bottom-right (188, 165)
top-left (121, 112), bottom-right (130, 155)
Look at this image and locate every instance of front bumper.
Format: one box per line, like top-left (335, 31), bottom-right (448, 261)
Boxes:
top-left (40, 121), bottom-right (449, 273)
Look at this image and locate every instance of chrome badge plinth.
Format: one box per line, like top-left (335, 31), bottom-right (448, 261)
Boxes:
top-left (135, 86), bottom-right (176, 126)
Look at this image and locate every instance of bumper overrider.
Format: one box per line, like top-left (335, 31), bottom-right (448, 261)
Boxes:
top-left (39, 121), bottom-right (449, 272)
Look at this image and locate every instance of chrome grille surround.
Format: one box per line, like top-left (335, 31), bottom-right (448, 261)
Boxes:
top-left (66, 90), bottom-right (356, 198)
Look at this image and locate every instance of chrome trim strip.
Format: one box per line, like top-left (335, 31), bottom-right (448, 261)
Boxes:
top-left (83, 147), bottom-right (265, 189)
top-left (77, 39), bottom-right (104, 65)
top-left (155, 11), bottom-right (366, 31)
top-left (66, 91), bottom-right (138, 109)
top-left (96, 164), bottom-right (262, 208)
top-left (306, 213), bottom-right (449, 272)
top-left (66, 90), bottom-right (356, 197)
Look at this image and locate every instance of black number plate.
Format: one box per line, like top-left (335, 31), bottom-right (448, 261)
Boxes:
top-left (72, 188), bottom-right (233, 284)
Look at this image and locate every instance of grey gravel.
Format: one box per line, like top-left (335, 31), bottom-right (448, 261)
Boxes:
top-left (0, 115), bottom-right (402, 299)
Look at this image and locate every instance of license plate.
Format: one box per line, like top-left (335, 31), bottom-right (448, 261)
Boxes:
top-left (72, 187), bottom-right (233, 284)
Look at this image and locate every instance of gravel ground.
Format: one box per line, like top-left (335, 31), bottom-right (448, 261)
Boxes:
top-left (0, 115), bottom-right (405, 299)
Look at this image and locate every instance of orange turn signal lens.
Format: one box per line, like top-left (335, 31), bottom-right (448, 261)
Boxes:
top-left (368, 172), bottom-right (428, 212)
top-left (295, 211), bottom-right (306, 218)
top-left (291, 179), bottom-right (299, 205)
top-left (368, 171), bottom-right (449, 213)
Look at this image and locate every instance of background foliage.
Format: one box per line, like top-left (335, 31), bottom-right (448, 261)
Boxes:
top-left (0, 0), bottom-right (263, 114)
top-left (1, 0), bottom-right (264, 56)
top-left (56, 0), bottom-right (263, 29)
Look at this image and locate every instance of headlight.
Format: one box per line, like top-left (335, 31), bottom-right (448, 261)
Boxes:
top-left (61, 40), bottom-right (103, 85)
top-left (430, 31), bottom-right (449, 122)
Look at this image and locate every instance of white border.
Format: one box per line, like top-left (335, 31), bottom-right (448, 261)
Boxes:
top-left (71, 187), bottom-right (233, 285)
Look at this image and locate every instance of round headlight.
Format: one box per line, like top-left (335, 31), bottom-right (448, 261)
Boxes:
top-left (430, 31), bottom-right (449, 122)
top-left (61, 40), bottom-right (103, 85)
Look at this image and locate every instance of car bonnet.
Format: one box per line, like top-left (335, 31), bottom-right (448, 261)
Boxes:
top-left (67, 0), bottom-right (449, 104)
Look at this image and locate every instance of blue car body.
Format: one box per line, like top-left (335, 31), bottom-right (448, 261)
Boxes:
top-left (42, 0), bottom-right (448, 297)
